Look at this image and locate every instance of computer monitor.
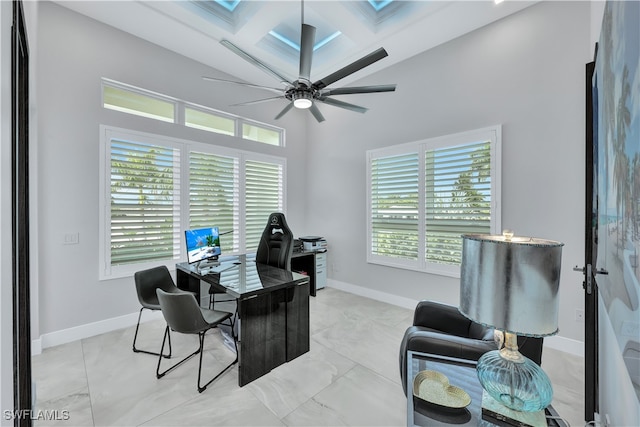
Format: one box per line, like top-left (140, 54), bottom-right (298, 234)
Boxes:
top-left (185, 226), bottom-right (221, 266)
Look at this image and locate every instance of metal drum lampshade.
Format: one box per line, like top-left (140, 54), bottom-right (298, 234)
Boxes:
top-left (459, 232), bottom-right (564, 412)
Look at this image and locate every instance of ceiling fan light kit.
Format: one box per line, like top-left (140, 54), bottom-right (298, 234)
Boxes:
top-left (292, 91), bottom-right (313, 109)
top-left (204, 6), bottom-right (397, 123)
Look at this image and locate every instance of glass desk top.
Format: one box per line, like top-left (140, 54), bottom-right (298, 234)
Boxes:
top-left (176, 254), bottom-right (309, 299)
top-left (407, 351), bottom-right (567, 427)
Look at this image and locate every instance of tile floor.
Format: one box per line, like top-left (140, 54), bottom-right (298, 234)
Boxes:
top-left (31, 287), bottom-right (585, 426)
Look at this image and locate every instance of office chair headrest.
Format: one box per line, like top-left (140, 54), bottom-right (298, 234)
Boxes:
top-left (266, 213), bottom-right (290, 234)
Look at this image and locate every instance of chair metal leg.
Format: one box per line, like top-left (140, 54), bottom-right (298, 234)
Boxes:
top-left (197, 329), bottom-right (238, 393)
top-left (209, 293), bottom-right (237, 310)
top-left (156, 326), bottom-right (200, 379)
top-left (133, 308), bottom-right (172, 358)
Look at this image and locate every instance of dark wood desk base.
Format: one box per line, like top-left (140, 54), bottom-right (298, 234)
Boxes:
top-left (176, 262), bottom-right (310, 386)
top-left (237, 282), bottom-right (310, 386)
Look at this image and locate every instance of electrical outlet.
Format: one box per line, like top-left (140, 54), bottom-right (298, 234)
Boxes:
top-left (575, 309), bottom-right (585, 322)
top-left (63, 232), bottom-right (79, 245)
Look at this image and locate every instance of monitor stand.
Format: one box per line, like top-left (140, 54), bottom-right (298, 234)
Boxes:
top-left (197, 257), bottom-right (220, 272)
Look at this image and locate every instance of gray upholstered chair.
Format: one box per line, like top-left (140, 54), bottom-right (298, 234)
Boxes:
top-left (133, 265), bottom-right (184, 357)
top-left (156, 289), bottom-right (237, 393)
top-left (399, 300), bottom-right (543, 396)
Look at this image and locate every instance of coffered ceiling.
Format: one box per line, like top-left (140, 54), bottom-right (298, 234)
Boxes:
top-left (55, 0), bottom-right (537, 88)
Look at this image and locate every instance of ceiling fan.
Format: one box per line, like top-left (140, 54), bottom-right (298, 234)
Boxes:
top-left (203, 4), bottom-right (397, 123)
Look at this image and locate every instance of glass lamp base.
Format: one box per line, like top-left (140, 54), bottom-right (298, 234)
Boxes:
top-left (477, 349), bottom-right (553, 412)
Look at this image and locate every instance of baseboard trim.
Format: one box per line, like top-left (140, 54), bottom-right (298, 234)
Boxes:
top-left (326, 279), bottom-right (585, 358)
top-left (326, 278), bottom-right (419, 310)
top-left (33, 280), bottom-right (585, 359)
top-left (544, 334), bottom-right (585, 358)
top-left (32, 310), bottom-right (163, 355)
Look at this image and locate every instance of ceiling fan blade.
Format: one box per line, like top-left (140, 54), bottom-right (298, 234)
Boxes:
top-left (231, 96), bottom-right (286, 107)
top-left (299, 24), bottom-right (316, 82)
top-left (202, 76), bottom-right (283, 95)
top-left (220, 39), bottom-right (293, 85)
top-left (317, 97), bottom-right (368, 114)
top-left (275, 102), bottom-right (294, 120)
top-left (309, 103), bottom-right (325, 123)
top-left (312, 47), bottom-right (389, 90)
top-left (320, 84), bottom-right (396, 96)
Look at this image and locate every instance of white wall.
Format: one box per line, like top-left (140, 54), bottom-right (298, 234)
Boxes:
top-left (305, 1), bottom-right (591, 346)
top-left (35, 2), bottom-right (309, 340)
top-left (34, 1), bottom-right (593, 348)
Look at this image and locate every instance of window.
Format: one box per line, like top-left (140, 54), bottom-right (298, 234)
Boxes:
top-left (369, 153), bottom-right (419, 261)
top-left (102, 79), bottom-right (285, 147)
top-left (242, 122), bottom-right (282, 146)
top-left (100, 126), bottom-right (286, 279)
top-left (103, 83), bottom-right (175, 123)
top-left (185, 107), bottom-right (235, 136)
top-left (245, 160), bottom-right (284, 249)
top-left (188, 151), bottom-right (239, 253)
top-left (366, 126), bottom-right (501, 277)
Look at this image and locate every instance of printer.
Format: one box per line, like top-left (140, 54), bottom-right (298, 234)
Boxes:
top-left (299, 236), bottom-right (327, 252)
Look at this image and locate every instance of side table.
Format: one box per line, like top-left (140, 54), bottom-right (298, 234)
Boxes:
top-left (406, 351), bottom-right (567, 427)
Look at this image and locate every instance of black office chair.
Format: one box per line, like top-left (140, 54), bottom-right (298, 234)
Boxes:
top-left (399, 300), bottom-right (543, 396)
top-left (209, 213), bottom-right (295, 308)
top-left (133, 265), bottom-right (184, 358)
top-left (255, 212), bottom-right (294, 270)
top-left (156, 289), bottom-right (238, 393)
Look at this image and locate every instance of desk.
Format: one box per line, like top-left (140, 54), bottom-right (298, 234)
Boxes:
top-left (291, 250), bottom-right (327, 296)
top-left (175, 255), bottom-right (310, 386)
top-left (406, 351), bottom-right (567, 427)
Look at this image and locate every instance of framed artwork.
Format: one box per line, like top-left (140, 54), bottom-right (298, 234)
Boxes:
top-left (593, 0), bottom-right (640, 406)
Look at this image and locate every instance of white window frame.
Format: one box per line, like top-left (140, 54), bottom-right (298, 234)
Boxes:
top-left (184, 102), bottom-right (237, 136)
top-left (102, 79), bottom-right (178, 123)
top-left (366, 125), bottom-right (502, 278)
top-left (240, 118), bottom-right (285, 147)
top-left (99, 125), bottom-right (287, 280)
top-left (101, 78), bottom-right (286, 147)
top-left (184, 140), bottom-right (287, 255)
top-left (99, 126), bottom-right (184, 279)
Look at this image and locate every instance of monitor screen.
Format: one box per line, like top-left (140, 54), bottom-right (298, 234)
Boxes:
top-left (185, 227), bottom-right (221, 264)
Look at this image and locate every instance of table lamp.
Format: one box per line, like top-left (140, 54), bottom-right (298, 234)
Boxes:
top-left (459, 231), bottom-right (563, 414)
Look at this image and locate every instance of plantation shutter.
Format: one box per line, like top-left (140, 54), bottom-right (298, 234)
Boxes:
top-left (370, 153), bottom-right (420, 260)
top-left (425, 141), bottom-right (491, 265)
top-left (188, 151), bottom-right (239, 253)
top-left (245, 160), bottom-right (284, 251)
top-left (110, 139), bottom-right (181, 266)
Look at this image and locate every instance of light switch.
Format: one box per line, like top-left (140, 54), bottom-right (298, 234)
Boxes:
top-left (63, 233), bottom-right (79, 245)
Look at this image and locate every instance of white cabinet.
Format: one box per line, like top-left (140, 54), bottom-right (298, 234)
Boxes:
top-left (315, 252), bottom-right (327, 290)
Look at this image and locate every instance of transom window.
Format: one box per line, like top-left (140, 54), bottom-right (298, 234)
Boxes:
top-left (102, 79), bottom-right (284, 147)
